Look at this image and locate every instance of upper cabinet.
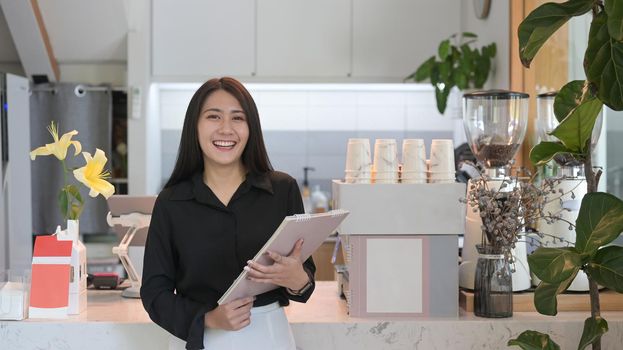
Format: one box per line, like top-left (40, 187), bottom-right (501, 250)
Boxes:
top-left (152, 0), bottom-right (255, 79)
top-left (352, 0), bottom-right (460, 80)
top-left (256, 0), bottom-right (351, 79)
top-left (151, 0), bottom-right (461, 82)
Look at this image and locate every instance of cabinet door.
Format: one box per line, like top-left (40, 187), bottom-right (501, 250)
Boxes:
top-left (152, 0), bottom-right (255, 79)
top-left (256, 0), bottom-right (351, 79)
top-left (352, 0), bottom-right (460, 81)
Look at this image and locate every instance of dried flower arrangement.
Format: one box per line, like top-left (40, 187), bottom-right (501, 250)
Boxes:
top-left (462, 167), bottom-right (579, 261)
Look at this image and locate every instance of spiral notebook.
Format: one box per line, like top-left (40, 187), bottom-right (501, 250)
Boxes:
top-left (218, 209), bottom-right (349, 305)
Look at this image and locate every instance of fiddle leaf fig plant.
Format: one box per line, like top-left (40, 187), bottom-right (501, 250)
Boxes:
top-left (506, 1), bottom-right (623, 350)
top-left (404, 32), bottom-right (496, 114)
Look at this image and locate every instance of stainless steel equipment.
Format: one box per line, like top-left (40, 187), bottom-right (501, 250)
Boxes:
top-left (0, 73), bottom-right (32, 272)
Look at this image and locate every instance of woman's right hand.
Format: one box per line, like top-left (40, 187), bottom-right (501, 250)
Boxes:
top-left (204, 296), bottom-right (255, 331)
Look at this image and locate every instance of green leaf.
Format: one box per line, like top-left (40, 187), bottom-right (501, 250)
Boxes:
top-left (534, 273), bottom-right (577, 316)
top-left (575, 192), bottom-right (623, 254)
top-left (66, 185), bottom-right (84, 204)
top-left (69, 203), bottom-right (82, 221)
top-left (474, 56), bottom-right (491, 88)
top-left (439, 60), bottom-right (452, 81)
top-left (530, 141), bottom-right (581, 166)
top-left (461, 44), bottom-right (473, 60)
top-left (435, 85), bottom-right (451, 114)
top-left (528, 247), bottom-right (582, 284)
top-left (584, 11), bottom-right (623, 111)
top-left (518, 0), bottom-right (594, 68)
top-left (438, 39), bottom-right (451, 60)
top-left (487, 43), bottom-right (497, 58)
top-left (58, 189), bottom-right (68, 220)
top-left (605, 0), bottom-right (623, 41)
top-left (550, 98), bottom-right (603, 153)
top-left (462, 32), bottom-right (477, 38)
top-left (454, 71), bottom-right (468, 90)
top-left (430, 64), bottom-right (440, 85)
top-left (553, 80), bottom-right (587, 122)
top-left (586, 245), bottom-right (623, 292)
top-left (408, 56), bottom-right (436, 82)
top-left (507, 330), bottom-right (561, 350)
top-left (578, 317), bottom-right (608, 350)
top-left (460, 53), bottom-right (474, 74)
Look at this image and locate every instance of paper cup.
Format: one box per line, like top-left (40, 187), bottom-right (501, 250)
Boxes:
top-left (429, 139), bottom-right (455, 173)
top-left (402, 139), bottom-right (427, 174)
top-left (345, 138), bottom-right (372, 183)
top-left (373, 139), bottom-right (398, 183)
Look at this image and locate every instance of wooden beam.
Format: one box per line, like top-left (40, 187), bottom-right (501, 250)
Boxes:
top-left (0, 0), bottom-right (59, 82)
top-left (30, 0), bottom-right (59, 81)
top-left (511, 0), bottom-right (569, 171)
top-left (510, 0), bottom-right (526, 168)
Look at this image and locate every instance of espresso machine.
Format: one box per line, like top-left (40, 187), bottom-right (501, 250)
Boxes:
top-left (534, 92), bottom-right (602, 291)
top-left (459, 90), bottom-right (532, 291)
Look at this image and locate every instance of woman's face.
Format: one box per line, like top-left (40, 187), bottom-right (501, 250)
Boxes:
top-left (197, 89), bottom-right (250, 170)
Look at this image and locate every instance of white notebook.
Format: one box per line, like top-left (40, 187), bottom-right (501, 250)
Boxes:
top-left (218, 209), bottom-right (349, 305)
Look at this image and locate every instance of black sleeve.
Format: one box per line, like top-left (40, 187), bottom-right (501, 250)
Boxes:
top-left (140, 196), bottom-right (216, 350)
top-left (285, 178), bottom-right (316, 303)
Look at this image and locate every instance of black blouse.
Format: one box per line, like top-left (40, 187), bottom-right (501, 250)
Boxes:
top-left (140, 171), bottom-right (316, 350)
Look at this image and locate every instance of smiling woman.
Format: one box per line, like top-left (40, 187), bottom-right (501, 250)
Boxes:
top-left (197, 90), bottom-right (250, 191)
top-left (140, 77), bottom-right (315, 350)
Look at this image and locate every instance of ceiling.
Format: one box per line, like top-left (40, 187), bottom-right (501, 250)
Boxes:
top-left (0, 0), bottom-right (128, 67)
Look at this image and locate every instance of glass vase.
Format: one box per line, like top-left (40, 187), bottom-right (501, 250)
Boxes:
top-left (473, 244), bottom-right (513, 318)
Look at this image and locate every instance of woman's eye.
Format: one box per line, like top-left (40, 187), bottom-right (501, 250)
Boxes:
top-left (206, 114), bottom-right (219, 120)
top-left (233, 115), bottom-right (246, 121)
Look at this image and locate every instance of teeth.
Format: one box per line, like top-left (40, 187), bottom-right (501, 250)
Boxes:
top-left (213, 141), bottom-right (236, 147)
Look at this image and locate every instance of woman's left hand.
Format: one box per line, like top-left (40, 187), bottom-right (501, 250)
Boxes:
top-left (244, 238), bottom-right (309, 291)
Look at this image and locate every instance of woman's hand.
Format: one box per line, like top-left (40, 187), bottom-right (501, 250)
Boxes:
top-left (244, 239), bottom-right (310, 291)
top-left (204, 296), bottom-right (254, 331)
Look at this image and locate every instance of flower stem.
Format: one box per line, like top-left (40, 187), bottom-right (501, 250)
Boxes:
top-left (61, 159), bottom-right (70, 221)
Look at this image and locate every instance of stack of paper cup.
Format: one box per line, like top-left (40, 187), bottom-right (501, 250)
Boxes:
top-left (372, 139), bottom-right (399, 184)
top-left (401, 139), bottom-right (427, 184)
top-left (344, 138), bottom-right (372, 183)
top-left (428, 139), bottom-right (455, 183)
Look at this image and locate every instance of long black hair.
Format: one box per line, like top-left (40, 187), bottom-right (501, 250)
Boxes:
top-left (164, 77), bottom-right (273, 189)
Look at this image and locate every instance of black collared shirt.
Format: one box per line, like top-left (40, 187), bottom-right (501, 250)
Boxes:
top-left (140, 171), bottom-right (315, 350)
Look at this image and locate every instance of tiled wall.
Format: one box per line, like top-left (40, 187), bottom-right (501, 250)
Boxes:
top-left (159, 84), bottom-right (459, 193)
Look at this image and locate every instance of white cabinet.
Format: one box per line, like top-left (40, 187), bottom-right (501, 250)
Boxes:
top-left (352, 0), bottom-right (460, 80)
top-left (256, 0), bottom-right (351, 79)
top-left (150, 0), bottom-right (462, 82)
top-left (152, 0), bottom-right (255, 79)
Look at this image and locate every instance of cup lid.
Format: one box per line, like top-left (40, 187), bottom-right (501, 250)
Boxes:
top-left (463, 89), bottom-right (529, 99)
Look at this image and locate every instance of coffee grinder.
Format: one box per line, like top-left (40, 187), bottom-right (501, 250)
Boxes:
top-left (534, 92), bottom-right (602, 291)
top-left (459, 90), bottom-right (532, 291)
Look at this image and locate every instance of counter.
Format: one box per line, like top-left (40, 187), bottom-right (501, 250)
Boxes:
top-left (2, 282), bottom-right (622, 349)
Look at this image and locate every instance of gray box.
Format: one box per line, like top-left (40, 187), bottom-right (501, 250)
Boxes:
top-left (332, 181), bottom-right (466, 235)
top-left (332, 181), bottom-right (465, 318)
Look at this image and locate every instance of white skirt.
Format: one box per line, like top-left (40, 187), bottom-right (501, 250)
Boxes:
top-left (169, 302), bottom-right (296, 350)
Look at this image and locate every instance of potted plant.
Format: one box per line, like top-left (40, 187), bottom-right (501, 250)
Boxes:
top-left (507, 1), bottom-right (623, 350)
top-left (404, 32), bottom-right (497, 114)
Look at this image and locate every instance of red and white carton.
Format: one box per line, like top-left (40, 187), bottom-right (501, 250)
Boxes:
top-left (28, 235), bottom-right (72, 319)
top-left (57, 220), bottom-right (87, 315)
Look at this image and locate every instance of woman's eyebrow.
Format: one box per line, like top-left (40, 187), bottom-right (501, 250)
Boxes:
top-left (201, 107), bottom-right (245, 114)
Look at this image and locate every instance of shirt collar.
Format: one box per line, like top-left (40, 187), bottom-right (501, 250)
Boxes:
top-left (168, 171), bottom-right (274, 204)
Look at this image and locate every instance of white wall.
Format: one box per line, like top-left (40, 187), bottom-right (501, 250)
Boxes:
top-left (158, 83), bottom-right (457, 190)
top-left (460, 0), bottom-right (510, 90)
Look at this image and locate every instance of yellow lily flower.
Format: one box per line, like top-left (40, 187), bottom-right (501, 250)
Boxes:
top-left (73, 149), bottom-right (115, 199)
top-left (30, 122), bottom-right (82, 160)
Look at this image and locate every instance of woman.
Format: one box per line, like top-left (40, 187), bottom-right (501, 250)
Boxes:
top-left (140, 77), bottom-right (315, 350)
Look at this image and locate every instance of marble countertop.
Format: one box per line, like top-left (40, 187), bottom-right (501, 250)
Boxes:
top-left (2, 282), bottom-right (622, 349)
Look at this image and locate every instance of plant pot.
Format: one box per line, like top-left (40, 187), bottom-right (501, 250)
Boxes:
top-left (473, 244), bottom-right (513, 318)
